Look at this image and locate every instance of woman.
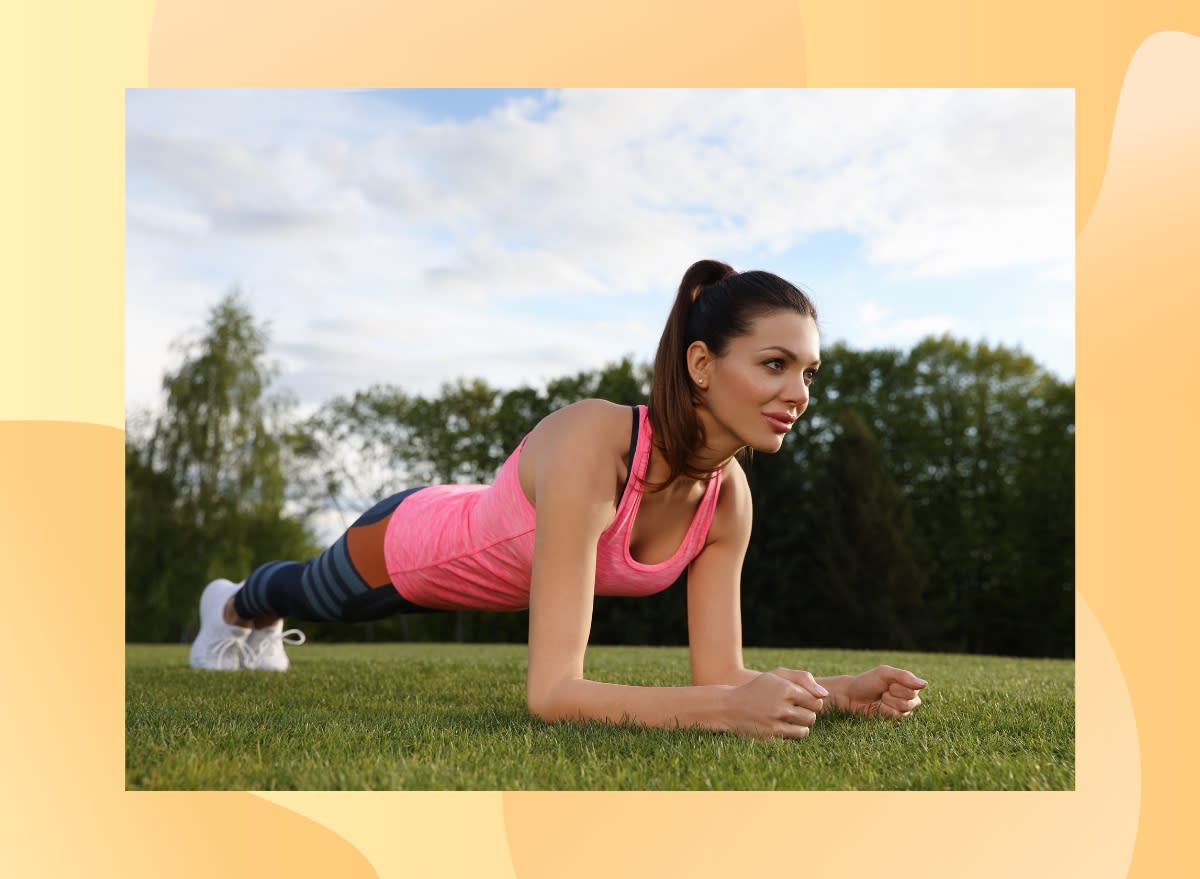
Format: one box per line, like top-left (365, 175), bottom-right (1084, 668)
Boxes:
top-left (190, 260), bottom-right (927, 740)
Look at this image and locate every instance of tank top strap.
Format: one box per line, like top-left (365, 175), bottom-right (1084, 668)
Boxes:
top-left (615, 404), bottom-right (641, 508)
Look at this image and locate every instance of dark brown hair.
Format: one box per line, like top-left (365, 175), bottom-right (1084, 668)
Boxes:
top-left (647, 259), bottom-right (818, 488)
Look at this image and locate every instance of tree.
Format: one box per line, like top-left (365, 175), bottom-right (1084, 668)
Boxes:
top-left (125, 291), bottom-right (317, 642)
top-left (805, 410), bottom-right (927, 648)
top-left (744, 335), bottom-right (1073, 656)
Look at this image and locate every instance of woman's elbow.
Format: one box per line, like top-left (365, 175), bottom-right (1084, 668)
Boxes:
top-left (526, 689), bottom-right (555, 722)
top-left (526, 680), bottom-right (563, 722)
top-left (526, 677), bottom-right (577, 722)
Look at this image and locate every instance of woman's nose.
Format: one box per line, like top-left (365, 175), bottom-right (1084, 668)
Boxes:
top-left (784, 378), bottom-right (809, 408)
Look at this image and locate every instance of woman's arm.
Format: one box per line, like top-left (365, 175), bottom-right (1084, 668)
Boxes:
top-left (523, 404), bottom-right (822, 739)
top-left (684, 458), bottom-right (755, 687)
top-left (684, 460), bottom-right (925, 719)
top-left (685, 462), bottom-right (821, 687)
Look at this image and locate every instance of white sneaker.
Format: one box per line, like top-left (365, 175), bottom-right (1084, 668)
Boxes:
top-left (188, 578), bottom-right (251, 671)
top-left (244, 619), bottom-right (306, 671)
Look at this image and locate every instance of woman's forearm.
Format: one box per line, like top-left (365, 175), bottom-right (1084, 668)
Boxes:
top-left (533, 677), bottom-right (736, 732)
top-left (530, 668), bottom-right (846, 731)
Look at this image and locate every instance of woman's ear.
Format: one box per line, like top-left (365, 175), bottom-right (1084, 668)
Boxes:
top-left (686, 341), bottom-right (713, 388)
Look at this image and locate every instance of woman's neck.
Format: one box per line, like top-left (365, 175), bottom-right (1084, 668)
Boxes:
top-left (645, 438), bottom-right (733, 499)
top-left (687, 407), bottom-right (743, 474)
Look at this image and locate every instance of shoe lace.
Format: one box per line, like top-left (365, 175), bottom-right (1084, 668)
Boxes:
top-left (278, 628), bottom-right (306, 647)
top-left (246, 627), bottom-right (306, 663)
top-left (207, 636), bottom-right (250, 665)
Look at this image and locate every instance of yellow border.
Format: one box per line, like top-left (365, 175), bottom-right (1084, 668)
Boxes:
top-left (6, 1), bottom-right (1198, 876)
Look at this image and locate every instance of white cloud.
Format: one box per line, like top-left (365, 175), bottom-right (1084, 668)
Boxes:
top-left (129, 89), bottom-right (1072, 288)
top-left (127, 202), bottom-right (212, 239)
top-left (857, 300), bottom-right (889, 325)
top-left (857, 313), bottom-right (963, 348)
top-left (1018, 294), bottom-right (1074, 334)
top-left (888, 315), bottom-right (960, 339)
top-left (423, 242), bottom-right (609, 302)
top-left (126, 88), bottom-right (1074, 410)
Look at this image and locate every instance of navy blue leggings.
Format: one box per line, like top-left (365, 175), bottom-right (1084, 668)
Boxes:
top-left (233, 487), bottom-right (440, 622)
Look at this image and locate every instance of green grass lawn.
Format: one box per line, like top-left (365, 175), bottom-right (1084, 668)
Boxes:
top-left (125, 643), bottom-right (1074, 790)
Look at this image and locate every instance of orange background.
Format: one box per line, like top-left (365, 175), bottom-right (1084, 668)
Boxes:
top-left (4, 1), bottom-right (1198, 876)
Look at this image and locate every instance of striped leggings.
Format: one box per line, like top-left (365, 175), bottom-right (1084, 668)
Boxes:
top-left (232, 487), bottom-right (438, 622)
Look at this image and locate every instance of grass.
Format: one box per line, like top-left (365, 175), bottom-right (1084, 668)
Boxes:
top-left (126, 643), bottom-right (1074, 790)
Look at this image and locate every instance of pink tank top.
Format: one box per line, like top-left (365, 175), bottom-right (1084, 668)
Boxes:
top-left (384, 405), bottom-right (723, 611)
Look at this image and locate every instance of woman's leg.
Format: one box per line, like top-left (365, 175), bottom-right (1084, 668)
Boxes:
top-left (191, 487), bottom-right (438, 671)
top-left (229, 486), bottom-right (434, 624)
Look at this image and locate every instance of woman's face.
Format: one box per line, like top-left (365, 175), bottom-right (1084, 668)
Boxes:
top-left (691, 309), bottom-right (821, 454)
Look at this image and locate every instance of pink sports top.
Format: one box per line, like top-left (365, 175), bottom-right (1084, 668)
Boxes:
top-left (384, 404), bottom-right (723, 612)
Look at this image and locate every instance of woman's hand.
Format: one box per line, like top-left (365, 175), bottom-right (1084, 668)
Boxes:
top-left (723, 668), bottom-right (828, 739)
top-left (828, 665), bottom-right (927, 720)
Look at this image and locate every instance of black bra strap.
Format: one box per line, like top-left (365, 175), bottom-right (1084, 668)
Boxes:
top-left (616, 405), bottom-right (640, 507)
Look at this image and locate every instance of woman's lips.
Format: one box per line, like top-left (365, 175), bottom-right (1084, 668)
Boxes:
top-left (764, 413), bottom-right (793, 434)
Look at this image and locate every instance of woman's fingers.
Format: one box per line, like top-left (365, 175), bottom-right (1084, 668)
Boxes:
top-left (791, 689), bottom-right (825, 712)
top-left (783, 707), bottom-right (817, 728)
top-left (734, 672), bottom-right (822, 739)
top-left (774, 722), bottom-right (811, 739)
top-left (881, 692), bottom-right (922, 718)
top-left (887, 682), bottom-right (919, 700)
top-left (748, 713), bottom-right (813, 740)
top-left (772, 667), bottom-right (829, 701)
top-left (771, 710), bottom-right (814, 739)
top-left (772, 681), bottom-right (817, 737)
top-left (881, 692), bottom-right (917, 710)
top-left (756, 670), bottom-right (820, 709)
top-left (879, 665), bottom-right (929, 690)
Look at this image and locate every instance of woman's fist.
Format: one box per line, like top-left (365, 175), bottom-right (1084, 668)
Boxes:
top-left (724, 668), bottom-right (828, 739)
top-left (833, 665), bottom-right (927, 720)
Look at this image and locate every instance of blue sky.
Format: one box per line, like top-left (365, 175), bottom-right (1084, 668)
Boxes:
top-left (126, 88), bottom-right (1074, 418)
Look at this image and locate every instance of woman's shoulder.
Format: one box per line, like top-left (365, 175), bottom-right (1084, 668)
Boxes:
top-left (517, 399), bottom-right (636, 508)
top-left (520, 399), bottom-right (636, 472)
top-left (529, 398), bottom-right (637, 445)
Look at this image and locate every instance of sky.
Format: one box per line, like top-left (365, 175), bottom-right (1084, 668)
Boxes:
top-left (126, 88), bottom-right (1075, 420)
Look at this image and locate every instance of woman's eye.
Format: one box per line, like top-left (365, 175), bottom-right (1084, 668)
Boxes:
top-left (764, 359), bottom-right (785, 371)
top-left (804, 369), bottom-right (818, 383)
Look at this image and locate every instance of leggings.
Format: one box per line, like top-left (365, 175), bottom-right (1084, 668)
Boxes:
top-left (232, 487), bottom-right (440, 622)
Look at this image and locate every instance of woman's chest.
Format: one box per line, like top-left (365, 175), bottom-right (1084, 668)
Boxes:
top-left (627, 483), bottom-right (706, 566)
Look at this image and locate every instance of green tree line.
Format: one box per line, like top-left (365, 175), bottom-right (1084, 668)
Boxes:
top-left (127, 293), bottom-right (1073, 656)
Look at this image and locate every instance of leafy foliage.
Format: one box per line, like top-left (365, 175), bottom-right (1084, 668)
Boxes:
top-left (125, 292), bottom-right (318, 642)
top-left (747, 337), bottom-right (1074, 656)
